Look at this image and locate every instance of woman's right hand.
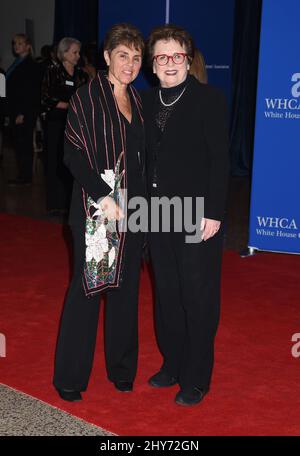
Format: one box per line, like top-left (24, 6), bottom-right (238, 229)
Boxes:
top-left (56, 101), bottom-right (69, 109)
top-left (100, 196), bottom-right (124, 221)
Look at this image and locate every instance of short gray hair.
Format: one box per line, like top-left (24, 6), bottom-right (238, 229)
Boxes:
top-left (57, 37), bottom-right (81, 62)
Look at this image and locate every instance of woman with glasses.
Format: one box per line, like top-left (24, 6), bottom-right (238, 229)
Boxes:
top-left (142, 25), bottom-right (229, 406)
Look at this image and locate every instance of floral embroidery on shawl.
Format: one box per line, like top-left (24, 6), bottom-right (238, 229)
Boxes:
top-left (83, 152), bottom-right (125, 294)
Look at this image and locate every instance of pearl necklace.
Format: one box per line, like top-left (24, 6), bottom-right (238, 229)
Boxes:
top-left (159, 86), bottom-right (186, 107)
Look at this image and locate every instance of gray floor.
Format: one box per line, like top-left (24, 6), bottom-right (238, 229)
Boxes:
top-left (0, 384), bottom-right (114, 436)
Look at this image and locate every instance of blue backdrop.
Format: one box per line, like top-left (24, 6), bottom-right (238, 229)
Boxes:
top-left (54, 0), bottom-right (98, 44)
top-left (98, 0), bottom-right (235, 99)
top-left (248, 0), bottom-right (300, 254)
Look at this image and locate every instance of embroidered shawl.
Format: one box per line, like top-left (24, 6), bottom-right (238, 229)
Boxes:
top-left (65, 71), bottom-right (143, 296)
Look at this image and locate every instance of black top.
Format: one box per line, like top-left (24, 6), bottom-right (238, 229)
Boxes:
top-left (121, 98), bottom-right (146, 202)
top-left (156, 77), bottom-right (188, 133)
top-left (41, 62), bottom-right (88, 120)
top-left (152, 77), bottom-right (188, 186)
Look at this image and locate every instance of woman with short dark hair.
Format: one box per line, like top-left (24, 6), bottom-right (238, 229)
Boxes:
top-left (53, 23), bottom-right (146, 401)
top-left (143, 24), bottom-right (229, 406)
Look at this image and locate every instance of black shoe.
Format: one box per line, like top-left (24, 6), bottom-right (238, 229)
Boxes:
top-left (148, 370), bottom-right (177, 388)
top-left (56, 388), bottom-right (82, 402)
top-left (175, 387), bottom-right (208, 406)
top-left (114, 381), bottom-right (133, 392)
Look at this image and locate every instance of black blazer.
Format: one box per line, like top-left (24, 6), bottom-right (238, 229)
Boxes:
top-left (5, 55), bottom-right (42, 118)
top-left (142, 75), bottom-right (229, 222)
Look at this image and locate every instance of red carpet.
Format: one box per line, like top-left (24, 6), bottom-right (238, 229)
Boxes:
top-left (1, 212), bottom-right (300, 435)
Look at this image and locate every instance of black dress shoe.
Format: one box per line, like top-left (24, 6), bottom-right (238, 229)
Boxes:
top-left (57, 389), bottom-right (82, 402)
top-left (148, 370), bottom-right (177, 388)
top-left (114, 381), bottom-right (133, 392)
top-left (175, 387), bottom-right (208, 406)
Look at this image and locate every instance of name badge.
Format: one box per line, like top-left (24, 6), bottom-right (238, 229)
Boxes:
top-left (65, 80), bottom-right (74, 86)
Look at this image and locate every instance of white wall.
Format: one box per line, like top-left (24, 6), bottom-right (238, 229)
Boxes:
top-left (0, 0), bottom-right (55, 70)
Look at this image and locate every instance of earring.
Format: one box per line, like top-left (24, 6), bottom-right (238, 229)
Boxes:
top-left (187, 64), bottom-right (190, 70)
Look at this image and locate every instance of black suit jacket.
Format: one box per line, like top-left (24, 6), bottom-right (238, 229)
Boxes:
top-left (5, 55), bottom-right (42, 118)
top-left (142, 75), bottom-right (229, 222)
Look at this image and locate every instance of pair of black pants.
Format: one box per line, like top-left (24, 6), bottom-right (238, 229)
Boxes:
top-left (45, 118), bottom-right (72, 211)
top-left (53, 228), bottom-right (144, 391)
top-left (11, 115), bottom-right (36, 182)
top-left (149, 229), bottom-right (223, 392)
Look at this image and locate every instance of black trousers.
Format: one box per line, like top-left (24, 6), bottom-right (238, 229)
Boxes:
top-left (149, 229), bottom-right (223, 392)
top-left (53, 227), bottom-right (144, 391)
top-left (45, 118), bottom-right (72, 211)
top-left (11, 114), bottom-right (36, 182)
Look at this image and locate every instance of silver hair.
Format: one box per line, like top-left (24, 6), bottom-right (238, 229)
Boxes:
top-left (57, 37), bottom-right (81, 62)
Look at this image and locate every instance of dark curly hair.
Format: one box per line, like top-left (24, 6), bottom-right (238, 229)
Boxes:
top-left (104, 23), bottom-right (145, 56)
top-left (147, 24), bottom-right (194, 64)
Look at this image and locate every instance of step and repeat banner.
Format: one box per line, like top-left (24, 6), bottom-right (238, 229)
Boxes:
top-left (98, 0), bottom-right (235, 98)
top-left (248, 0), bottom-right (300, 254)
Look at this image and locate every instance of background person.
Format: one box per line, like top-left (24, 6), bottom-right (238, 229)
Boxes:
top-left (189, 47), bottom-right (208, 83)
top-left (41, 37), bottom-right (88, 214)
top-left (5, 34), bottom-right (41, 185)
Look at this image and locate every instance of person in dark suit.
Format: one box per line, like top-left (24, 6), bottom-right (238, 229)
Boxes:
top-left (142, 24), bottom-right (229, 406)
top-left (6, 34), bottom-right (41, 185)
top-left (53, 24), bottom-right (146, 402)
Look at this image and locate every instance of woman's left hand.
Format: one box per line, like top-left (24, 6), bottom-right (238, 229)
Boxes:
top-left (201, 218), bottom-right (221, 241)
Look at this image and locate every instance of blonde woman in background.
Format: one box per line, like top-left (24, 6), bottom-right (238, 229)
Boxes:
top-left (6, 34), bottom-right (41, 185)
top-left (189, 47), bottom-right (208, 84)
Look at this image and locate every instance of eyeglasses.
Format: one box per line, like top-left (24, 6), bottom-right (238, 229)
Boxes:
top-left (153, 53), bottom-right (188, 66)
